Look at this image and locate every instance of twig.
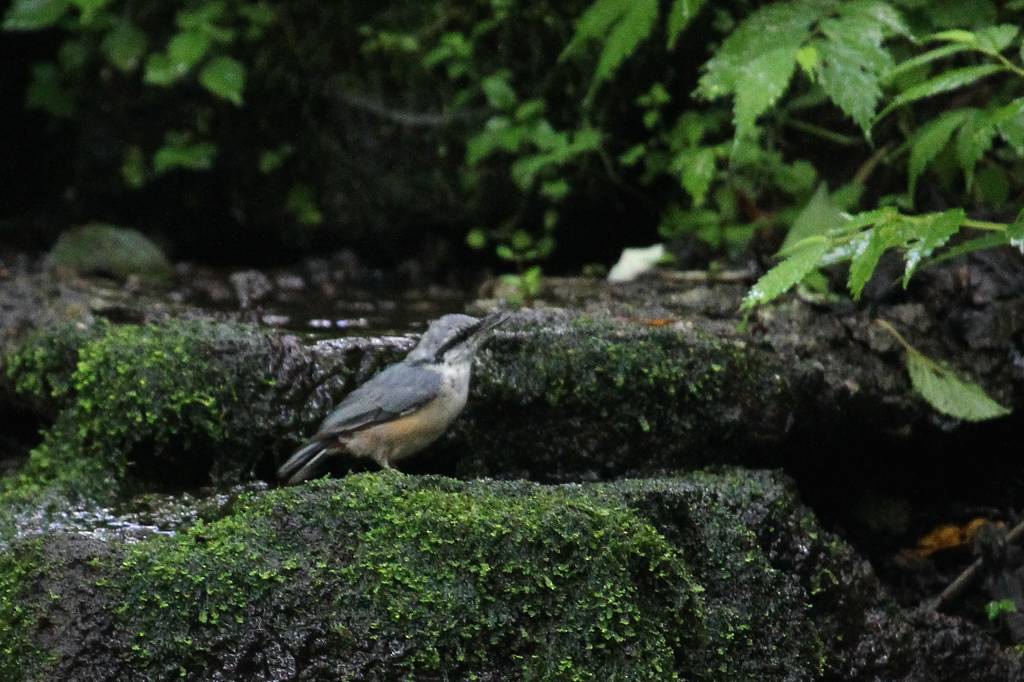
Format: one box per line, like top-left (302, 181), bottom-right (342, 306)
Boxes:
top-left (332, 89), bottom-right (472, 128)
top-left (924, 516), bottom-right (1024, 611)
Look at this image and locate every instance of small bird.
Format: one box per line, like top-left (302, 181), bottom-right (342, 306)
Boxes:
top-left (278, 312), bottom-right (508, 484)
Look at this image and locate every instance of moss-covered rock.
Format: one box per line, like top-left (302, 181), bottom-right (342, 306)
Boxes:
top-left (449, 318), bottom-right (791, 479)
top-left (0, 470), bottom-right (833, 681)
top-left (0, 319), bottom-right (411, 536)
top-left (5, 469), bottom-right (1017, 680)
top-left (47, 224), bottom-right (173, 284)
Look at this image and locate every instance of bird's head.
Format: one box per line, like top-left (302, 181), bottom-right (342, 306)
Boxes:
top-left (407, 312), bottom-right (509, 365)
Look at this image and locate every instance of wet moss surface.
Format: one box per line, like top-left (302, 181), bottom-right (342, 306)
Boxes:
top-left (450, 318), bottom-right (791, 479)
top-left (0, 471), bottom-right (835, 681)
top-left (0, 319), bottom-right (407, 536)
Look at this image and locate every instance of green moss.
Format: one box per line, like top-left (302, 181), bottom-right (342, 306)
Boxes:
top-left (1, 320), bottom-right (278, 532)
top-left (48, 223), bottom-right (173, 284)
top-left (459, 318), bottom-right (787, 476)
top-left (0, 539), bottom-right (50, 681)
top-left (103, 473), bottom-right (699, 680)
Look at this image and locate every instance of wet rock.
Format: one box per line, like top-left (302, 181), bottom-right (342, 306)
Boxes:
top-left (0, 320), bottom-right (413, 538)
top-left (47, 223), bottom-right (173, 284)
top-left (1, 469), bottom-right (1018, 681)
top-left (229, 269), bottom-right (275, 309)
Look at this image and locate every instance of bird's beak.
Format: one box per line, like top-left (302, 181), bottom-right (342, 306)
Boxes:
top-left (475, 311), bottom-right (511, 336)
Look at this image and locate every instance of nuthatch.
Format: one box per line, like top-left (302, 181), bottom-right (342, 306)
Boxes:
top-left (278, 312), bottom-right (508, 484)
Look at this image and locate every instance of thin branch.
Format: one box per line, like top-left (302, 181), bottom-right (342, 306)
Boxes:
top-left (924, 516), bottom-right (1024, 611)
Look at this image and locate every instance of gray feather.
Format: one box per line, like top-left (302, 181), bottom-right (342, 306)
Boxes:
top-left (313, 362), bottom-right (441, 438)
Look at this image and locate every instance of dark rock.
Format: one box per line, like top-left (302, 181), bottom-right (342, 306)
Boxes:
top-left (2, 470), bottom-right (1018, 680)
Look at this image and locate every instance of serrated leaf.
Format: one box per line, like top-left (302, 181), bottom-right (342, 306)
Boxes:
top-left (876, 64), bottom-right (1006, 122)
top-left (3, 0), bottom-right (68, 30)
top-left (565, 0), bottom-right (629, 54)
top-left (199, 56), bottom-right (245, 105)
top-left (990, 98), bottom-right (1024, 155)
top-left (667, 0), bottom-right (705, 49)
top-left (956, 110), bottom-right (998, 189)
top-left (908, 109), bottom-right (971, 197)
top-left (844, 0), bottom-right (910, 38)
top-left (782, 184), bottom-right (844, 252)
top-left (848, 226), bottom-right (887, 299)
top-left (102, 21), bottom-right (148, 73)
top-left (679, 148), bottom-right (716, 206)
top-left (589, 0), bottom-right (658, 97)
top-left (902, 209), bottom-right (964, 286)
top-left (975, 24), bottom-right (1019, 53)
top-left (733, 47), bottom-right (798, 138)
top-left (816, 27), bottom-right (889, 132)
top-left (743, 236), bottom-right (829, 310)
top-left (832, 207), bottom-right (898, 236)
top-left (884, 43), bottom-right (972, 84)
top-left (906, 349), bottom-right (1010, 421)
top-left (698, 2), bottom-right (816, 99)
top-left (815, 2), bottom-right (903, 130)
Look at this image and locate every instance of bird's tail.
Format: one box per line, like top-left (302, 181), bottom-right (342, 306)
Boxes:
top-left (277, 439), bottom-right (333, 485)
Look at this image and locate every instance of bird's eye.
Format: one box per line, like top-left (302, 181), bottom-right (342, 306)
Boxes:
top-left (433, 324), bottom-right (477, 362)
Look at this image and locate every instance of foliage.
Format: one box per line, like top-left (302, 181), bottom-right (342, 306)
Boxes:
top-left (5, 2), bottom-right (1024, 331)
top-left (876, 320), bottom-right (1010, 422)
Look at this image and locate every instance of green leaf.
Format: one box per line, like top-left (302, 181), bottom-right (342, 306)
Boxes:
top-left (781, 184), bottom-right (844, 252)
top-left (733, 47), bottom-right (798, 138)
top-left (121, 145), bottom-right (146, 189)
top-left (679, 148), bottom-right (716, 207)
top-left (815, 3), bottom-right (902, 132)
top-left (25, 62), bottom-right (74, 118)
top-left (258, 144), bottom-right (293, 174)
top-left (796, 45), bottom-right (819, 75)
top-left (908, 109), bottom-right (971, 197)
top-left (742, 236), bottom-right (830, 310)
top-left (848, 227), bottom-right (887, 299)
top-left (69, 0), bottom-right (108, 24)
top-left (901, 209), bottom-right (964, 286)
top-left (1009, 218), bottom-right (1024, 255)
top-left (481, 72), bottom-right (517, 110)
top-left (588, 0), bottom-right (658, 98)
top-left (992, 98), bottom-right (1024, 155)
top-left (956, 110), bottom-right (998, 189)
top-left (3, 0), bottom-right (68, 30)
top-left (285, 183), bottom-right (322, 226)
top-left (102, 21), bottom-right (148, 73)
top-left (465, 229), bottom-right (487, 250)
top-left (884, 43), bottom-right (972, 84)
top-left (565, 0), bottom-right (629, 54)
top-left (926, 232), bottom-right (1008, 267)
top-left (199, 56), bottom-right (246, 105)
top-left (153, 136), bottom-right (217, 174)
top-left (975, 24), bottom-right (1019, 53)
top-left (144, 31), bottom-right (211, 85)
top-left (929, 29), bottom-right (977, 44)
top-left (906, 349), bottom-right (1010, 421)
top-left (876, 64), bottom-right (1006, 122)
top-left (667, 0), bottom-right (705, 49)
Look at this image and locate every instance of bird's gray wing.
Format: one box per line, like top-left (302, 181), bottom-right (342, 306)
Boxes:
top-left (312, 363), bottom-right (442, 439)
